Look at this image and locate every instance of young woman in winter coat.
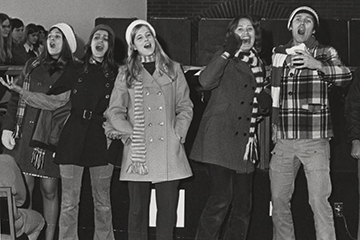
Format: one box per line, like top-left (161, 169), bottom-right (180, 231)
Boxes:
top-left (1, 22), bottom-right (77, 240)
top-left (189, 15), bottom-right (271, 240)
top-left (2, 24), bottom-right (118, 240)
top-left (105, 19), bottom-right (193, 240)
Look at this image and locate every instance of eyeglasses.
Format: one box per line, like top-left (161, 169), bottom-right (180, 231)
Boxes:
top-left (1, 25), bottom-right (11, 29)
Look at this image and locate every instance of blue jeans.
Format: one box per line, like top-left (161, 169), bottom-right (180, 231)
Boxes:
top-left (58, 164), bottom-right (114, 240)
top-left (269, 139), bottom-right (336, 240)
top-left (195, 164), bottom-right (253, 240)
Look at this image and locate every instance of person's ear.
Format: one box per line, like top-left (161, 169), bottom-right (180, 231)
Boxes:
top-left (289, 26), bottom-right (292, 31)
top-left (312, 29), bottom-right (316, 35)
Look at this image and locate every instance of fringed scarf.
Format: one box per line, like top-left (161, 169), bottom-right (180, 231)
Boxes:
top-left (126, 54), bottom-right (156, 175)
top-left (271, 36), bottom-right (319, 140)
top-left (236, 48), bottom-right (264, 164)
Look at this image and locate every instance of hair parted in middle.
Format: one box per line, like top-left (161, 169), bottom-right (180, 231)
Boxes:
top-left (123, 22), bottom-right (177, 88)
top-left (226, 14), bottom-right (262, 52)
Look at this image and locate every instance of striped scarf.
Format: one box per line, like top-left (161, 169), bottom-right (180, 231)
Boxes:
top-left (126, 54), bottom-right (156, 175)
top-left (13, 59), bottom-right (40, 139)
top-left (236, 49), bottom-right (264, 164)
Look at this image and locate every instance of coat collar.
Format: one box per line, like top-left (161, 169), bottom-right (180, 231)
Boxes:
top-left (141, 67), bottom-right (173, 88)
top-left (233, 58), bottom-right (255, 79)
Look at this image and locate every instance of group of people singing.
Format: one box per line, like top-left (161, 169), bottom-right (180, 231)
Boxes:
top-left (0, 4), bottom-right (359, 240)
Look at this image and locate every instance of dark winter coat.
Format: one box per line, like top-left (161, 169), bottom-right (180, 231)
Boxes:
top-left (190, 50), bottom-right (269, 173)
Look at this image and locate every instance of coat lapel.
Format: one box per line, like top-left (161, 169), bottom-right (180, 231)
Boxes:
top-left (142, 68), bottom-right (173, 88)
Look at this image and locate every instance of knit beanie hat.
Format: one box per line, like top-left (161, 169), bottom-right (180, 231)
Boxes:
top-left (287, 6), bottom-right (319, 30)
top-left (125, 19), bottom-right (156, 47)
top-left (50, 23), bottom-right (77, 53)
top-left (89, 24), bottom-right (115, 45)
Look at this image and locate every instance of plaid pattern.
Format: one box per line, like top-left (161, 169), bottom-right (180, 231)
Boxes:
top-left (237, 49), bottom-right (264, 163)
top-left (14, 59), bottom-right (40, 139)
top-left (274, 45), bottom-right (352, 139)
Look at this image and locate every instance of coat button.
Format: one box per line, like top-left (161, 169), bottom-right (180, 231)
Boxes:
top-left (105, 83), bottom-right (110, 88)
top-left (235, 131), bottom-right (239, 135)
top-left (73, 89), bottom-right (78, 94)
top-left (148, 123), bottom-right (153, 127)
top-left (244, 84), bottom-right (248, 88)
top-left (158, 106), bottom-right (163, 110)
top-left (243, 133), bottom-right (247, 136)
top-left (241, 101), bottom-right (244, 104)
top-left (289, 73), bottom-right (294, 77)
top-left (159, 137), bottom-right (165, 141)
top-left (147, 107), bottom-right (151, 111)
top-left (159, 122), bottom-right (164, 126)
top-left (105, 73), bottom-right (109, 78)
top-left (149, 138), bottom-right (154, 142)
top-left (238, 116), bottom-right (242, 120)
top-left (29, 120), bottom-right (34, 124)
top-left (78, 78), bottom-right (82, 82)
top-left (247, 117), bottom-right (250, 121)
top-left (157, 91), bottom-right (162, 95)
top-left (145, 92), bottom-right (150, 96)
top-left (288, 92), bottom-right (293, 95)
top-left (105, 95), bottom-right (110, 99)
top-left (249, 102), bottom-right (253, 106)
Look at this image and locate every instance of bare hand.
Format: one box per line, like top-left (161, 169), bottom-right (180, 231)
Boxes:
top-left (0, 75), bottom-right (22, 93)
top-left (291, 50), bottom-right (322, 70)
top-left (107, 130), bottom-right (122, 140)
top-left (351, 140), bottom-right (360, 160)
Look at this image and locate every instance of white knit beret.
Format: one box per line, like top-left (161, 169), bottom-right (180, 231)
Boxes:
top-left (125, 19), bottom-right (156, 46)
top-left (50, 23), bottom-right (77, 53)
top-left (287, 6), bottom-right (319, 30)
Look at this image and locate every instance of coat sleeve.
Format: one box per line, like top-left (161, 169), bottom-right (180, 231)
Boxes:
top-left (317, 46), bottom-right (352, 87)
top-left (199, 49), bottom-right (229, 90)
top-left (104, 67), bottom-right (133, 141)
top-left (174, 64), bottom-right (193, 143)
top-left (345, 67), bottom-right (360, 142)
top-left (21, 90), bottom-right (71, 110)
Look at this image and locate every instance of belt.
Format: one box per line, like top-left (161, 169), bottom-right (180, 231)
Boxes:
top-left (71, 108), bottom-right (105, 122)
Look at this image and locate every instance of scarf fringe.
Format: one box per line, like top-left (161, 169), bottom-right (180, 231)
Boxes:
top-left (126, 162), bottom-right (149, 175)
top-left (243, 136), bottom-right (258, 164)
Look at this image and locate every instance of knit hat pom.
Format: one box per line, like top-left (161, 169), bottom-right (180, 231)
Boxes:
top-left (50, 23), bottom-right (77, 53)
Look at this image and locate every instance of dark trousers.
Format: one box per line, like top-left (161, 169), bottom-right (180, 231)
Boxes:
top-left (196, 164), bottom-right (253, 240)
top-left (128, 180), bottom-right (180, 240)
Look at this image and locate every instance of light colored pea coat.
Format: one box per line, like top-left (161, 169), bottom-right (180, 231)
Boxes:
top-left (105, 63), bottom-right (193, 183)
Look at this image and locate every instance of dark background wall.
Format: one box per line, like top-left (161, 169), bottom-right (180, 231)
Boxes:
top-left (148, 0), bottom-right (360, 20)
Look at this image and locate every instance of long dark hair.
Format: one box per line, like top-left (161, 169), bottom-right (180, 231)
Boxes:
top-left (82, 24), bottom-right (118, 74)
top-left (37, 26), bottom-right (74, 69)
top-left (0, 13), bottom-right (12, 63)
top-left (124, 24), bottom-right (177, 87)
top-left (226, 15), bottom-right (262, 52)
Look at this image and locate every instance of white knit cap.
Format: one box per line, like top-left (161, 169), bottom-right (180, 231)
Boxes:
top-left (50, 23), bottom-right (77, 53)
top-left (287, 6), bottom-right (319, 30)
top-left (125, 19), bottom-right (156, 47)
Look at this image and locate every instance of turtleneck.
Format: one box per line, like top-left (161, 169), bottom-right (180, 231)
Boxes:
top-left (141, 54), bottom-right (156, 75)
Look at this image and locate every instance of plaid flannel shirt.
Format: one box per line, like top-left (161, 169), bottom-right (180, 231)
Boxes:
top-left (275, 45), bottom-right (352, 139)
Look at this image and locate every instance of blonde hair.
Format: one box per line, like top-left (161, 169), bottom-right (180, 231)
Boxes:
top-left (124, 24), bottom-right (177, 87)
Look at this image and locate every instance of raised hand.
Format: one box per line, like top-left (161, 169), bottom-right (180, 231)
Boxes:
top-left (0, 75), bottom-right (22, 93)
